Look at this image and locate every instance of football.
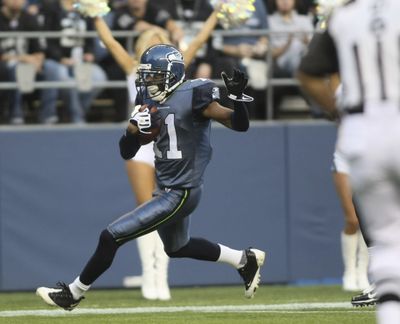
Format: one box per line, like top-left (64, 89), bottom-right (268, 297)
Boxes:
top-left (137, 104), bottom-right (161, 145)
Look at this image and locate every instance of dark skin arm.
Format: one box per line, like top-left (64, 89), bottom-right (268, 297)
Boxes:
top-left (296, 71), bottom-right (337, 113)
top-left (202, 101), bottom-right (235, 129)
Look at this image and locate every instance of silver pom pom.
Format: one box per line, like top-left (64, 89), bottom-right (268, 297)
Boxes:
top-left (210, 0), bottom-right (256, 29)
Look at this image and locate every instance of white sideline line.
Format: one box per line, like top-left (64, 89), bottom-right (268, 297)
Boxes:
top-left (0, 302), bottom-right (360, 317)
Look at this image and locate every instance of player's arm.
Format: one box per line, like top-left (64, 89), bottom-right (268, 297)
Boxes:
top-left (119, 123), bottom-right (140, 160)
top-left (183, 10), bottom-right (218, 66)
top-left (296, 29), bottom-right (339, 113)
top-left (119, 106), bottom-right (152, 159)
top-left (203, 69), bottom-right (253, 132)
top-left (202, 69), bottom-right (252, 131)
top-left (93, 17), bottom-right (135, 75)
top-left (202, 101), bottom-right (238, 129)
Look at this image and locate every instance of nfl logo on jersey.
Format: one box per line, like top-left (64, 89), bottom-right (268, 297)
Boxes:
top-left (212, 87), bottom-right (220, 100)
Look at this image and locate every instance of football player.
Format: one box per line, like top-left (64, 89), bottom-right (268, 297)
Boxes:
top-left (92, 9), bottom-right (219, 301)
top-left (36, 44), bottom-right (266, 311)
top-left (297, 1), bottom-right (400, 322)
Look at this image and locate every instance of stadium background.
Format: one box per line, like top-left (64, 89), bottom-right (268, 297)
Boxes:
top-left (0, 120), bottom-right (341, 291)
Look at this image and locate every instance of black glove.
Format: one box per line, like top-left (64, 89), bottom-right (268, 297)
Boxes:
top-left (221, 69), bottom-right (247, 99)
top-left (221, 69), bottom-right (253, 102)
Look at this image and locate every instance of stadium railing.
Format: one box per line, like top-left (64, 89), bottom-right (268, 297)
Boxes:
top-left (0, 29), bottom-right (309, 120)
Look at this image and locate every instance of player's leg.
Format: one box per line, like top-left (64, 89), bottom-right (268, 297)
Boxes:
top-left (36, 187), bottom-right (196, 310)
top-left (349, 151), bottom-right (400, 323)
top-left (351, 199), bottom-right (377, 306)
top-left (333, 171), bottom-right (359, 291)
top-left (125, 158), bottom-right (164, 300)
top-left (157, 188), bottom-right (265, 299)
top-left (333, 150), bottom-right (369, 291)
top-left (154, 233), bottom-right (170, 300)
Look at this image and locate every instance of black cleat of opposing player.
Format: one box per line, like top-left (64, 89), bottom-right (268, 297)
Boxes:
top-left (351, 286), bottom-right (377, 307)
top-left (36, 282), bottom-right (84, 311)
top-left (237, 248), bottom-right (266, 299)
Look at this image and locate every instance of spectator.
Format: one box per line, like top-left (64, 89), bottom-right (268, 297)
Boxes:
top-left (41, 0), bottom-right (107, 124)
top-left (214, 0), bottom-right (269, 118)
top-left (99, 0), bottom-right (184, 122)
top-left (151, 0), bottom-right (215, 79)
top-left (269, 0), bottom-right (313, 78)
top-left (268, 0), bottom-right (313, 118)
top-left (0, 0), bottom-right (59, 124)
top-left (266, 0), bottom-right (316, 16)
top-left (114, 0), bottom-right (184, 45)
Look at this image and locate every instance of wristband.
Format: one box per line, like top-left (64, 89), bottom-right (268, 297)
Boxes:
top-left (227, 93), bottom-right (254, 102)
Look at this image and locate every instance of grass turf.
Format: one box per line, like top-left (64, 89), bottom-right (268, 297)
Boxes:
top-left (0, 285), bottom-right (375, 324)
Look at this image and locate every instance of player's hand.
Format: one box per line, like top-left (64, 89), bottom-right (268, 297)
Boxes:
top-left (221, 69), bottom-right (248, 100)
top-left (129, 105), bottom-right (152, 134)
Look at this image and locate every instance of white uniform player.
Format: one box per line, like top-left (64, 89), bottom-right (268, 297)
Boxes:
top-left (298, 0), bottom-right (400, 322)
top-left (123, 72), bottom-right (170, 301)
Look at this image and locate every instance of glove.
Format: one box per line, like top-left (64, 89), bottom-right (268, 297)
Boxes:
top-left (129, 105), bottom-right (152, 134)
top-left (221, 69), bottom-right (253, 102)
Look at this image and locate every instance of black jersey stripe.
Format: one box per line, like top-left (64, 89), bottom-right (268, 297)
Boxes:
top-left (352, 44), bottom-right (365, 112)
top-left (376, 39), bottom-right (387, 100)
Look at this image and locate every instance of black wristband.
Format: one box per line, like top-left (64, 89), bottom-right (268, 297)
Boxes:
top-left (231, 100), bottom-right (249, 132)
top-left (119, 131), bottom-right (141, 160)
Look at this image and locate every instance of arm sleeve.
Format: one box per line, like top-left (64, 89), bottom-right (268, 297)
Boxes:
top-left (119, 131), bottom-right (141, 160)
top-left (298, 30), bottom-right (339, 76)
top-left (192, 81), bottom-right (220, 116)
top-left (231, 100), bottom-right (249, 132)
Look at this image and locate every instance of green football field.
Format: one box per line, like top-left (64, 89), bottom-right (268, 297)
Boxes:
top-left (0, 285), bottom-right (375, 324)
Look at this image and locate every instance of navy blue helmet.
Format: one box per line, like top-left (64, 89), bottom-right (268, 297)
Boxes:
top-left (136, 44), bottom-right (185, 102)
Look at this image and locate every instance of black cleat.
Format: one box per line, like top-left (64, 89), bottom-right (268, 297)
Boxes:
top-left (237, 248), bottom-right (266, 298)
top-left (36, 282), bottom-right (84, 311)
top-left (351, 285), bottom-right (377, 307)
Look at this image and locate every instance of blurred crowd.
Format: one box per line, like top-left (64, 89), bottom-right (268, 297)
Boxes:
top-left (0, 0), bottom-right (318, 125)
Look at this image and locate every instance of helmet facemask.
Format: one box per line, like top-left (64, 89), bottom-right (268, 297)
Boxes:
top-left (136, 45), bottom-right (185, 103)
top-left (136, 65), bottom-right (179, 102)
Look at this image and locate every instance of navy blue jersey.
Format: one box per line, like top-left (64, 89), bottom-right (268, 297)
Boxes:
top-left (138, 78), bottom-right (220, 188)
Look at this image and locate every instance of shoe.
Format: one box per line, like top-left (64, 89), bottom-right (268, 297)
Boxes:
top-left (351, 285), bottom-right (377, 307)
top-left (36, 282), bottom-right (84, 311)
top-left (237, 248), bottom-right (266, 299)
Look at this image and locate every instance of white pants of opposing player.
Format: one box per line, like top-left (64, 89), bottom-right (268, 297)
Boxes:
top-left (337, 107), bottom-right (400, 319)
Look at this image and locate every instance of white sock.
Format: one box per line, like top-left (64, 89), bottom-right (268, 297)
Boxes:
top-left (69, 276), bottom-right (90, 300)
top-left (377, 301), bottom-right (400, 324)
top-left (217, 244), bottom-right (245, 269)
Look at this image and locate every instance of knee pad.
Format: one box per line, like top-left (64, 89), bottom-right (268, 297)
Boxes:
top-left (379, 294), bottom-right (400, 304)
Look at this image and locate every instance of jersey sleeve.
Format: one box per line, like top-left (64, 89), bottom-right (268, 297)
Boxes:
top-left (192, 81), bottom-right (220, 115)
top-left (298, 29), bottom-right (339, 76)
